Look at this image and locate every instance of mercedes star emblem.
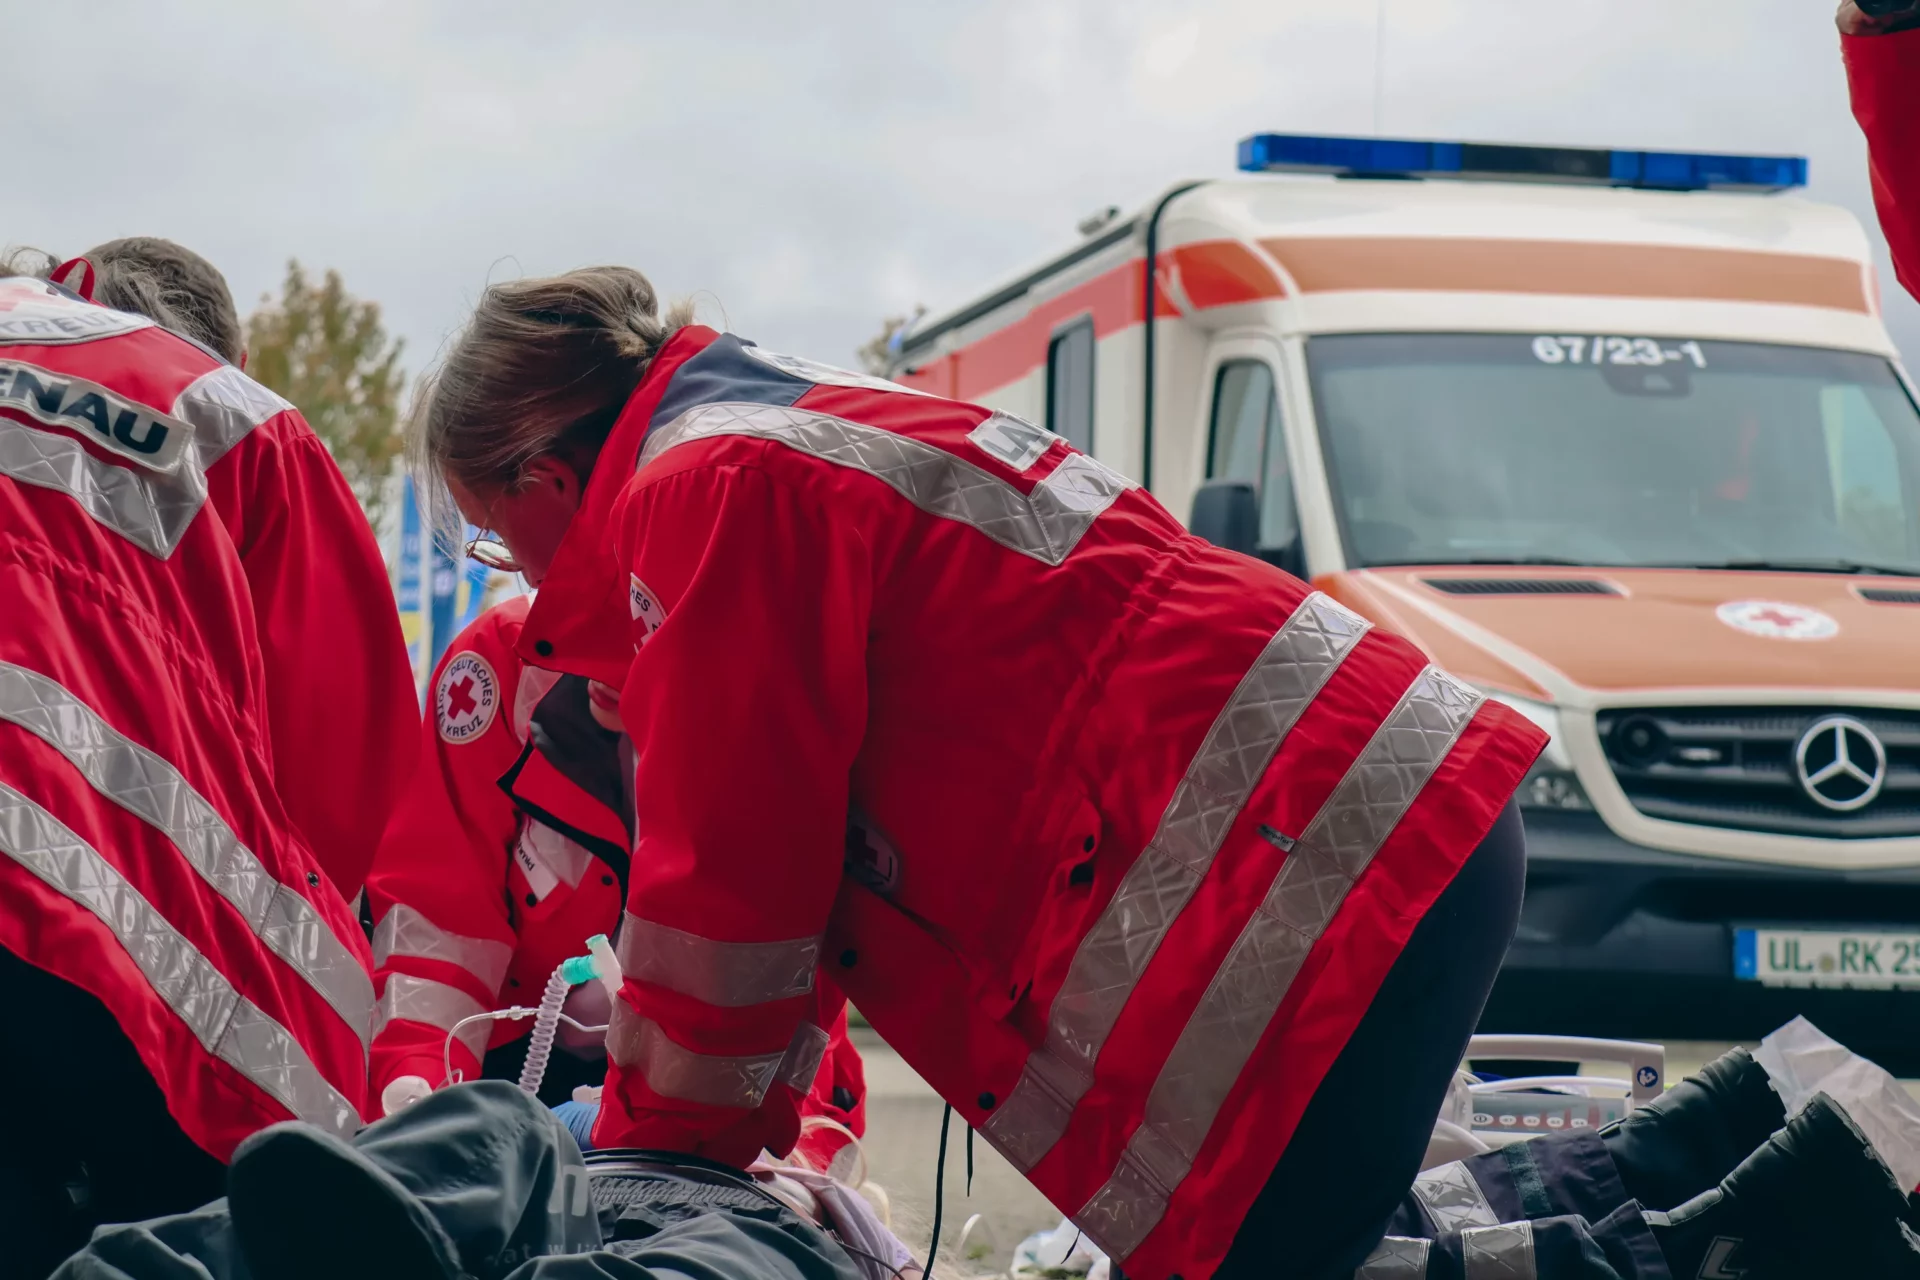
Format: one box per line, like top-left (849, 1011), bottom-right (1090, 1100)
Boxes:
top-left (1793, 716), bottom-right (1888, 813)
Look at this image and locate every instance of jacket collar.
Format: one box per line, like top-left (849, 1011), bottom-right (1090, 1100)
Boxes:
top-left (516, 325), bottom-right (719, 684)
top-left (498, 739), bottom-right (631, 882)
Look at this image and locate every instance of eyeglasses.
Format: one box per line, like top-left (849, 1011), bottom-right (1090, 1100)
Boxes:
top-left (463, 531), bottom-right (522, 574)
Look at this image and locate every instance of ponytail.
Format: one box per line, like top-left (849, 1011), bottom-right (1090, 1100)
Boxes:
top-left (410, 266), bottom-right (693, 541)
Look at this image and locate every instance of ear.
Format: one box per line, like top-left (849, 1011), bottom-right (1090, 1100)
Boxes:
top-left (517, 454), bottom-right (586, 509)
top-left (238, 347), bottom-right (249, 373)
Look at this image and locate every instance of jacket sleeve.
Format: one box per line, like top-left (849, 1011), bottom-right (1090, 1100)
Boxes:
top-left (364, 616), bottom-right (526, 1107)
top-left (592, 464), bottom-right (871, 1165)
top-left (207, 414), bottom-right (419, 899)
top-left (808, 973), bottom-right (866, 1139)
top-left (791, 995), bottom-right (869, 1174)
top-left (1845, 28), bottom-right (1920, 301)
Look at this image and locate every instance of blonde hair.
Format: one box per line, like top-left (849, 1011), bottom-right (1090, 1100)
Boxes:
top-left (1, 239), bottom-right (242, 363)
top-left (410, 265), bottom-right (693, 541)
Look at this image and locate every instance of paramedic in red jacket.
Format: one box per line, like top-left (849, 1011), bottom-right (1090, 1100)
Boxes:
top-left (1841, 2), bottom-right (1920, 299)
top-left (364, 595), bottom-right (867, 1168)
top-left (409, 267), bottom-right (1546, 1280)
top-left (69, 238), bottom-right (418, 898)
top-left (0, 272), bottom-right (374, 1275)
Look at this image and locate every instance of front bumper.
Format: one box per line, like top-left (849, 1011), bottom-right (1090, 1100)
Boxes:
top-left (1483, 809), bottom-right (1920, 1068)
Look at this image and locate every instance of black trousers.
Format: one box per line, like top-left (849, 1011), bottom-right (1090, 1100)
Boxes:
top-left (1360, 1131), bottom-right (1666, 1278)
top-left (55, 1080), bottom-right (859, 1280)
top-left (1219, 802), bottom-right (1529, 1280)
top-left (0, 946), bottom-right (228, 1280)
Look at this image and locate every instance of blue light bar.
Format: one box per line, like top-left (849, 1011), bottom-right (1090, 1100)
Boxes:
top-left (1236, 133), bottom-right (1806, 193)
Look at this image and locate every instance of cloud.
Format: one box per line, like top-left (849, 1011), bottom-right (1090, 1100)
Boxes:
top-left (6, 0), bottom-right (1915, 372)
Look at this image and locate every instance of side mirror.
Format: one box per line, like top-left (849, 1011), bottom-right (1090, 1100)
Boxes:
top-left (1190, 479), bottom-right (1260, 556)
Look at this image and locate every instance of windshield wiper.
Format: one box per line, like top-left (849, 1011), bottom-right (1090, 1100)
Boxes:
top-left (1670, 558), bottom-right (1920, 578)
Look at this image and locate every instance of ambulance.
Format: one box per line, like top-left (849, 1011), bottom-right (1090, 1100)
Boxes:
top-left (885, 135), bottom-right (1920, 1065)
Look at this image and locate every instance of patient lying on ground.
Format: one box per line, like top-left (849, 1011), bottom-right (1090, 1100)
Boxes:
top-left (51, 1018), bottom-right (1920, 1280)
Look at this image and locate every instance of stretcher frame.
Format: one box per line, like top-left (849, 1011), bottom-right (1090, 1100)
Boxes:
top-left (1422, 1035), bottom-right (1667, 1169)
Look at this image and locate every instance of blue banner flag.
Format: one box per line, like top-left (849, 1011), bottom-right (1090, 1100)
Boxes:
top-left (456, 554), bottom-right (491, 633)
top-left (428, 521), bottom-right (461, 668)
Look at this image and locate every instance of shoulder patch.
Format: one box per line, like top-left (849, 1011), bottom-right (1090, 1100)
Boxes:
top-left (436, 651), bottom-right (501, 744)
top-left (967, 412), bottom-right (1060, 473)
top-left (629, 574), bottom-right (666, 641)
top-left (0, 279), bottom-right (152, 346)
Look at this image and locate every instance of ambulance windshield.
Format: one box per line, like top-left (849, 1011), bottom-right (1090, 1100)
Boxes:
top-left (1307, 334), bottom-right (1920, 574)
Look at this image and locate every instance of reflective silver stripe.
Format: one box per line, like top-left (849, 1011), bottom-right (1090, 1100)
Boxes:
top-left (0, 412), bottom-right (206, 557)
top-left (1075, 667), bottom-right (1486, 1261)
top-left (982, 594), bottom-right (1371, 1171)
top-left (605, 999), bottom-right (787, 1108)
top-left (0, 781), bottom-right (360, 1135)
top-left (0, 662), bottom-right (374, 1047)
top-left (0, 363), bottom-right (278, 559)
top-left (641, 402), bottom-right (1135, 567)
top-left (1410, 1160), bottom-right (1503, 1234)
top-left (375, 974), bottom-right (490, 1063)
top-left (1462, 1222), bottom-right (1537, 1280)
top-left (617, 911), bottom-right (819, 1008)
top-left (0, 359), bottom-right (195, 474)
top-left (776, 1020), bottom-right (832, 1094)
top-left (170, 365), bottom-right (290, 473)
top-left (1356, 1237), bottom-right (1431, 1279)
top-left (372, 904), bottom-right (513, 994)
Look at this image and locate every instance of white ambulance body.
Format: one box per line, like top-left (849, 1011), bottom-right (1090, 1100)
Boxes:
top-left (886, 138), bottom-right (1889, 573)
top-left (884, 137), bottom-right (1920, 1061)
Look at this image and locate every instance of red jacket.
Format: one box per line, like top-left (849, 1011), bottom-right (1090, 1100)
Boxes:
top-left (203, 416), bottom-right (417, 899)
top-left (366, 597), bottom-right (866, 1154)
top-left (1846, 26), bottom-right (1920, 300)
top-left (0, 277), bottom-right (374, 1158)
top-left (520, 328), bottom-right (1546, 1280)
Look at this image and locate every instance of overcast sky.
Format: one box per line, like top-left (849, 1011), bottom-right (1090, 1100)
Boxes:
top-left (10, 0), bottom-right (1916, 382)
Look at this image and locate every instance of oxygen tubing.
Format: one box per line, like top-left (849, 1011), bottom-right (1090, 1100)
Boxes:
top-left (517, 961), bottom-right (576, 1095)
top-left (517, 934), bottom-right (618, 1097)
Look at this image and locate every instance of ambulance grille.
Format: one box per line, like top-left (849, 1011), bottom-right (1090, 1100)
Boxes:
top-left (1420, 577), bottom-right (1620, 597)
top-left (1856, 587), bottom-right (1920, 605)
top-left (1597, 706), bottom-right (1920, 839)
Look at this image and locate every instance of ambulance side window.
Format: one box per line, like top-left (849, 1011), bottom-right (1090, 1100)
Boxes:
top-left (1047, 319), bottom-right (1095, 453)
top-left (1207, 360), bottom-right (1299, 554)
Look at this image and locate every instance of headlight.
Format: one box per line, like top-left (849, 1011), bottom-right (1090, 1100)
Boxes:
top-left (1481, 690), bottom-right (1593, 811)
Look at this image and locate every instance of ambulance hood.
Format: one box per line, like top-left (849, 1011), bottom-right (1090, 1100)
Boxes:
top-left (1331, 567), bottom-right (1920, 701)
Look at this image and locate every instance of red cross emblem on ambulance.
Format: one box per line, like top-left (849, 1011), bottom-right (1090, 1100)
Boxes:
top-left (1714, 599), bottom-right (1838, 641)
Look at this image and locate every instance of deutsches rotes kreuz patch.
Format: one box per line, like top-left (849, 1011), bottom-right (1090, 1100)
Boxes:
top-left (436, 651), bottom-right (500, 744)
top-left (629, 574), bottom-right (666, 643)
